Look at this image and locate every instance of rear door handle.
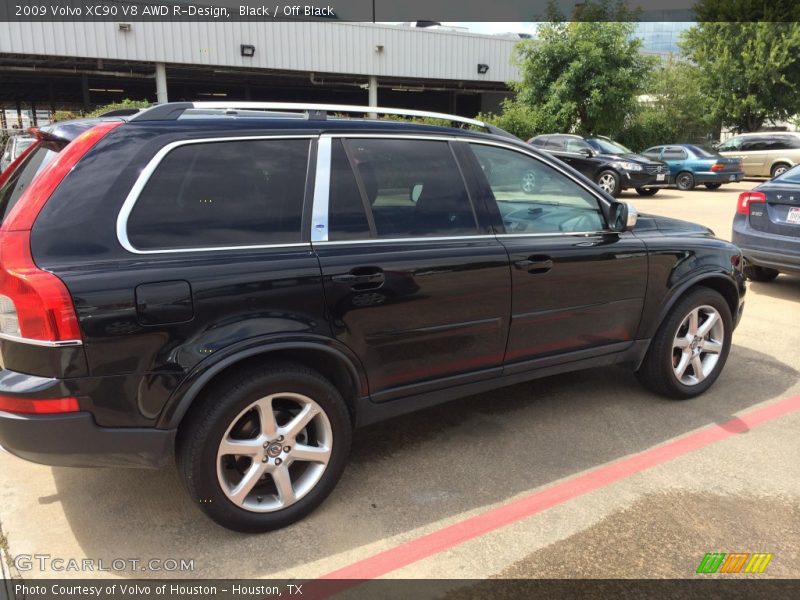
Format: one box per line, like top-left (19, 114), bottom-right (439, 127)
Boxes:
top-left (514, 256), bottom-right (553, 274)
top-left (331, 269), bottom-right (385, 289)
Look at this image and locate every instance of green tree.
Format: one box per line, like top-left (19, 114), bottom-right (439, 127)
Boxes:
top-left (490, 19), bottom-right (655, 138)
top-left (617, 57), bottom-right (717, 151)
top-left (681, 22), bottom-right (800, 132)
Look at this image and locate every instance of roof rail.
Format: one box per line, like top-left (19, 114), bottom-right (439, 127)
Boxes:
top-left (129, 101), bottom-right (510, 133)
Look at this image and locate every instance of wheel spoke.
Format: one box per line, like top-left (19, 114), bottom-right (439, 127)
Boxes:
top-left (254, 397), bottom-right (279, 438)
top-left (701, 339), bottom-right (723, 354)
top-left (284, 404), bottom-right (318, 438)
top-left (271, 466), bottom-right (296, 506)
top-left (218, 436), bottom-right (261, 457)
top-left (228, 462), bottom-right (265, 506)
top-left (696, 311), bottom-right (719, 337)
top-left (291, 443), bottom-right (330, 465)
top-left (687, 309), bottom-right (699, 335)
top-left (674, 335), bottom-right (691, 350)
top-left (691, 355), bottom-right (706, 382)
top-left (675, 351), bottom-right (691, 378)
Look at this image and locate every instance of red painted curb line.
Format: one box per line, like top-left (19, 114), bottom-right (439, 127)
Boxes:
top-left (305, 394), bottom-right (800, 595)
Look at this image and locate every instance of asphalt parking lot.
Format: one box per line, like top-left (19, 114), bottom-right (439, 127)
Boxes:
top-left (1, 181), bottom-right (799, 587)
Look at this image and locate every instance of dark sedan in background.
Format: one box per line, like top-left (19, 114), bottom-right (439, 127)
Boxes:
top-left (733, 164), bottom-right (800, 281)
top-left (528, 134), bottom-right (669, 197)
top-left (643, 144), bottom-right (744, 191)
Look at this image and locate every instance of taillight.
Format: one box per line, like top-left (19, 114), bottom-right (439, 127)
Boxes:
top-left (710, 163), bottom-right (725, 172)
top-left (0, 120), bottom-right (122, 343)
top-left (0, 394), bottom-right (79, 414)
top-left (737, 191), bottom-right (766, 215)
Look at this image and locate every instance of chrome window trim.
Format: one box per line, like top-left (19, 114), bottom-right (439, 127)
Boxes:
top-left (0, 332), bottom-right (83, 347)
top-left (310, 137), bottom-right (332, 242)
top-left (312, 234), bottom-right (498, 246)
top-left (116, 135), bottom-right (317, 255)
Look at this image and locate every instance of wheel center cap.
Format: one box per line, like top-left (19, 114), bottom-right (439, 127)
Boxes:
top-left (266, 443), bottom-right (283, 458)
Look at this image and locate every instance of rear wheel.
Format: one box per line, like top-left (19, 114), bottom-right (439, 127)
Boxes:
top-left (177, 362), bottom-right (351, 532)
top-left (635, 187), bottom-right (659, 196)
top-left (636, 288), bottom-right (732, 399)
top-left (744, 265), bottom-right (779, 282)
top-left (704, 183), bottom-right (722, 190)
top-left (675, 171), bottom-right (695, 191)
top-left (596, 170), bottom-right (621, 197)
top-left (771, 163), bottom-right (790, 178)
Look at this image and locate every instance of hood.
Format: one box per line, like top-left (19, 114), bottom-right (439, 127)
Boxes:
top-left (635, 213), bottom-right (715, 236)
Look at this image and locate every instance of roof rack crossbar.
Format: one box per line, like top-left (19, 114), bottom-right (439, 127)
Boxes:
top-left (131, 101), bottom-right (487, 129)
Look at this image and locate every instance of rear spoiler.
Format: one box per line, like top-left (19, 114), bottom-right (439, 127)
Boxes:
top-left (28, 118), bottom-right (123, 151)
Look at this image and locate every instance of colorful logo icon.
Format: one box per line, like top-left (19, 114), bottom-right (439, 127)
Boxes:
top-left (696, 552), bottom-right (773, 574)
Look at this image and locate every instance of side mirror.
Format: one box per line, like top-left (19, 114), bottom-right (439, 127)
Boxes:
top-left (578, 148), bottom-right (593, 158)
top-left (410, 183), bottom-right (423, 203)
top-left (608, 201), bottom-right (638, 232)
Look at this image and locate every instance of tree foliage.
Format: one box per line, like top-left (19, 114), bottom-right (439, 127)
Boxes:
top-left (483, 14), bottom-right (655, 139)
top-left (681, 22), bottom-right (800, 132)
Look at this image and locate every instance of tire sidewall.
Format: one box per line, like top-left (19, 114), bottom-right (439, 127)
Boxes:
top-left (676, 172), bottom-right (694, 191)
top-left (659, 290), bottom-right (733, 398)
top-left (180, 367), bottom-right (351, 532)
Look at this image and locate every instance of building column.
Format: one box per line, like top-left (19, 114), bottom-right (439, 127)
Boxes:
top-left (367, 75), bottom-right (378, 118)
top-left (155, 62), bottom-right (168, 103)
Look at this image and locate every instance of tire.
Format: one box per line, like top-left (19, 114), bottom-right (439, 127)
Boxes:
top-left (596, 170), bottom-right (622, 197)
top-left (744, 265), bottom-right (779, 282)
top-left (520, 170), bottom-right (541, 194)
top-left (675, 171), bottom-right (695, 191)
top-left (635, 187), bottom-right (659, 196)
top-left (770, 163), bottom-right (790, 179)
top-left (177, 362), bottom-right (352, 532)
top-left (636, 288), bottom-right (732, 399)
top-left (704, 183), bottom-right (722, 190)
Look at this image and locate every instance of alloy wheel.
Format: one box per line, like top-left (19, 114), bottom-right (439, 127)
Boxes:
top-left (521, 171), bottom-right (538, 193)
top-left (216, 392), bottom-right (332, 512)
top-left (597, 173), bottom-right (617, 194)
top-left (671, 305), bottom-right (725, 386)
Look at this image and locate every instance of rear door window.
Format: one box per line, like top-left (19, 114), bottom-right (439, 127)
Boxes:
top-left (662, 147), bottom-right (688, 160)
top-left (341, 138), bottom-right (478, 238)
top-left (126, 138), bottom-right (311, 251)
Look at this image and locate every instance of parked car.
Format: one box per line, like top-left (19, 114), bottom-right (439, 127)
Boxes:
top-left (642, 144), bottom-right (744, 191)
top-left (528, 134), bottom-right (669, 197)
top-left (732, 164), bottom-right (800, 281)
top-left (0, 103), bottom-right (744, 533)
top-left (0, 134), bottom-right (36, 173)
top-left (717, 132), bottom-right (800, 178)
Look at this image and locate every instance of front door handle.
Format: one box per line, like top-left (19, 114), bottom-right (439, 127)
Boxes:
top-left (514, 255), bottom-right (553, 274)
top-left (331, 269), bottom-right (386, 289)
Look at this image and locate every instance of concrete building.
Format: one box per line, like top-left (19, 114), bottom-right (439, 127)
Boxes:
top-left (0, 20), bottom-right (520, 127)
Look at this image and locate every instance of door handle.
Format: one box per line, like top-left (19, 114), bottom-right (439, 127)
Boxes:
top-left (514, 256), bottom-right (553, 274)
top-left (331, 269), bottom-right (385, 289)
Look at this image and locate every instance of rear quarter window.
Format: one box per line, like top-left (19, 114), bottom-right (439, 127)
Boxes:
top-left (126, 138), bottom-right (311, 251)
top-left (0, 144), bottom-right (56, 224)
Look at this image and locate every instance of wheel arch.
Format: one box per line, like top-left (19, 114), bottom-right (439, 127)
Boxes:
top-left (639, 272), bottom-right (740, 360)
top-left (160, 339), bottom-right (367, 430)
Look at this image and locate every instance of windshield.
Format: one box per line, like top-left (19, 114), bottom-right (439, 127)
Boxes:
top-left (776, 164), bottom-right (800, 184)
top-left (586, 138), bottom-right (633, 155)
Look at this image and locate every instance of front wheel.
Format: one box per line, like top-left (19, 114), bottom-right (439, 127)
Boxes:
top-left (635, 187), bottom-right (659, 196)
top-left (177, 363), bottom-right (352, 532)
top-left (596, 170), bottom-right (621, 197)
top-left (636, 288), bottom-right (732, 399)
top-left (520, 170), bottom-right (541, 194)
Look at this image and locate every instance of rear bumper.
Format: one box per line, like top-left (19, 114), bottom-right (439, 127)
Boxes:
top-left (690, 171), bottom-right (745, 184)
top-left (732, 217), bottom-right (800, 274)
top-left (0, 411), bottom-right (174, 468)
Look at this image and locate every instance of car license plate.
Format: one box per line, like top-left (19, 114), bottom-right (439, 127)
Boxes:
top-left (787, 207), bottom-right (800, 224)
top-left (656, 173), bottom-right (665, 181)
top-left (729, 175), bottom-right (736, 181)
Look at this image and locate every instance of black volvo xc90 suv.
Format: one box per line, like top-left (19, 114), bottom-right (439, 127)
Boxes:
top-left (0, 103), bottom-right (745, 532)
